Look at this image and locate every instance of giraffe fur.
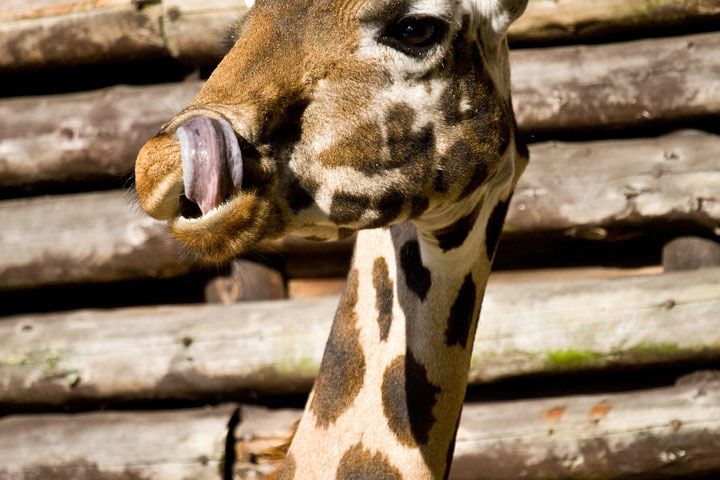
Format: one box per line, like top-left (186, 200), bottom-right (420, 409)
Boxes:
top-left (134, 0), bottom-right (530, 477)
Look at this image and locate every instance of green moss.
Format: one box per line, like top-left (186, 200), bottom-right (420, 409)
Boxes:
top-left (0, 354), bottom-right (28, 367)
top-left (45, 350), bottom-right (61, 371)
top-left (627, 342), bottom-right (681, 356)
top-left (274, 356), bottom-right (319, 377)
top-left (545, 349), bottom-right (604, 369)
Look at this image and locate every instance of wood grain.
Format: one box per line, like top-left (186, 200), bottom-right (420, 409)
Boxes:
top-left (0, 404), bottom-right (237, 480)
top-left (233, 373), bottom-right (720, 479)
top-left (1, 269), bottom-right (718, 406)
top-left (3, 131), bottom-right (719, 289)
top-left (2, 33), bottom-right (719, 189)
top-left (1, 0), bottom-right (719, 70)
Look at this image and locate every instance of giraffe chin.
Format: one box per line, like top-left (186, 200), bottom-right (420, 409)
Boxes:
top-left (169, 190), bottom-right (278, 265)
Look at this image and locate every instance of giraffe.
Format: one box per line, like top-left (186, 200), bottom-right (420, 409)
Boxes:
top-left (134, 0), bottom-right (529, 477)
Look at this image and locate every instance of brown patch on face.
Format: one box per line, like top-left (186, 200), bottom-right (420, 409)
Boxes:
top-left (335, 442), bottom-right (402, 480)
top-left (273, 453), bottom-right (296, 480)
top-left (409, 196), bottom-right (430, 218)
top-left (381, 352), bottom-right (441, 446)
top-left (284, 175), bottom-right (318, 213)
top-left (386, 104), bottom-right (436, 171)
top-left (445, 273), bottom-right (478, 349)
top-left (484, 198), bottom-right (511, 259)
top-left (368, 188), bottom-right (404, 229)
top-left (399, 240), bottom-right (431, 301)
top-left (329, 192), bottom-right (371, 225)
top-left (372, 257), bottom-right (394, 341)
top-left (316, 121), bottom-right (385, 173)
top-left (311, 269), bottom-right (366, 427)
top-left (436, 38), bottom-right (513, 200)
top-left (433, 203), bottom-right (482, 252)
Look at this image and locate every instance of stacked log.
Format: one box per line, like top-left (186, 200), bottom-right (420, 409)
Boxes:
top-left (3, 33), bottom-right (720, 190)
top-left (234, 373), bottom-right (720, 479)
top-left (2, 0), bottom-right (719, 71)
top-left (1, 268), bottom-right (718, 406)
top-left (2, 373), bottom-right (719, 479)
top-left (1, 2), bottom-right (720, 479)
top-left (3, 130), bottom-right (719, 289)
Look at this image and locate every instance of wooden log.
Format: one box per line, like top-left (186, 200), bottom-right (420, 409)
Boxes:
top-left (0, 1), bottom-right (168, 72)
top-left (2, 32), bottom-right (720, 189)
top-left (287, 267), bottom-right (664, 299)
top-left (0, 404), bottom-right (238, 480)
top-left (1, 268), bottom-right (718, 406)
top-left (2, 1), bottom-right (719, 72)
top-left (510, 0), bottom-right (720, 45)
top-left (3, 130), bottom-right (719, 289)
top-left (0, 82), bottom-right (201, 188)
top-left (512, 32), bottom-right (720, 134)
top-left (232, 373), bottom-right (720, 479)
top-left (162, 0), bottom-right (249, 65)
top-left (0, 191), bottom-right (192, 289)
top-left (507, 130), bottom-right (720, 236)
top-left (663, 236), bottom-right (720, 272)
top-left (205, 260), bottom-right (286, 304)
top-left (288, 278), bottom-right (347, 299)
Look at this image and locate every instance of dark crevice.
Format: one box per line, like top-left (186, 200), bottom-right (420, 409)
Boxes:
top-left (465, 364), bottom-right (720, 403)
top-left (223, 406), bottom-right (242, 480)
top-left (508, 18), bottom-right (720, 49)
top-left (0, 58), bottom-right (195, 99)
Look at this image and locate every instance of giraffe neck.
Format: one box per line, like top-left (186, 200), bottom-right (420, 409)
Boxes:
top-left (277, 160), bottom-right (516, 479)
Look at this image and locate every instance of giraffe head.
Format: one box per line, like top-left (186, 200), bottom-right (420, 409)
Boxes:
top-left (135, 0), bottom-right (529, 263)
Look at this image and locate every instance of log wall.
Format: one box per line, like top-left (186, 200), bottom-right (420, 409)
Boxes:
top-left (1, 268), bottom-right (718, 406)
top-left (1, 3), bottom-right (720, 479)
top-left (4, 373), bottom-right (719, 479)
top-left (2, 0), bottom-right (720, 71)
top-left (3, 131), bottom-right (719, 289)
top-left (3, 32), bottom-right (720, 189)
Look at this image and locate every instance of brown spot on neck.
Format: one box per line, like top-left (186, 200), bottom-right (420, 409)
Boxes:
top-left (372, 257), bottom-right (394, 342)
top-left (433, 203), bottom-right (482, 252)
top-left (445, 273), bottom-right (478, 349)
top-left (399, 240), bottom-right (431, 301)
top-left (310, 269), bottom-right (366, 427)
top-left (381, 352), bottom-right (441, 446)
top-left (335, 442), bottom-right (402, 480)
top-left (485, 198), bottom-right (511, 258)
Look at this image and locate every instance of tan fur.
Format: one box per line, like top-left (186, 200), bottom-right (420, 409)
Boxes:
top-left (134, 0), bottom-right (530, 477)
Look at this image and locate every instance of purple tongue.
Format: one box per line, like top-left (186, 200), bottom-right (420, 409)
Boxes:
top-left (177, 116), bottom-right (243, 216)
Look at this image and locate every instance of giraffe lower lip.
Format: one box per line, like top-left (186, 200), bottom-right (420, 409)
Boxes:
top-left (176, 116), bottom-right (243, 216)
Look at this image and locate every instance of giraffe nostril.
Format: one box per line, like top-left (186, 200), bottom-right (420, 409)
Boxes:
top-left (179, 194), bottom-right (203, 219)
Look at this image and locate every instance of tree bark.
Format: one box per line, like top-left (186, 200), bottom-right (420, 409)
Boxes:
top-left (1, 268), bottom-right (718, 407)
top-left (663, 236), bottom-right (720, 272)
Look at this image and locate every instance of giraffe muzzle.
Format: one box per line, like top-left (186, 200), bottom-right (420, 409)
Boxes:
top-left (176, 116), bottom-right (244, 217)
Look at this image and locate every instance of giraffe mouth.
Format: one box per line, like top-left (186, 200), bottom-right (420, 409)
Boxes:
top-left (176, 116), bottom-right (244, 219)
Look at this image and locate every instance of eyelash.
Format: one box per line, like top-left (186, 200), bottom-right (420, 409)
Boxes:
top-left (379, 15), bottom-right (449, 57)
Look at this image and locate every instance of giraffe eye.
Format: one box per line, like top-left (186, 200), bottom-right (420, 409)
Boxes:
top-left (381, 16), bottom-right (448, 57)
